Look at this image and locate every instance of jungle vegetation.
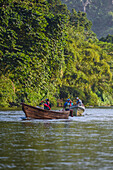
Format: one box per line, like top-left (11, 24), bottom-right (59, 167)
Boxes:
top-left (0, 0), bottom-right (113, 107)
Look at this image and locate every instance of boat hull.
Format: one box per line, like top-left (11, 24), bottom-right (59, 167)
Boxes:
top-left (70, 105), bottom-right (85, 116)
top-left (21, 103), bottom-right (70, 119)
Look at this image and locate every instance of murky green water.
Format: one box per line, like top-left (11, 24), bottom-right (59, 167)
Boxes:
top-left (0, 108), bottom-right (113, 169)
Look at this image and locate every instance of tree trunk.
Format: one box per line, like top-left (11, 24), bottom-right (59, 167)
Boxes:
top-left (81, 0), bottom-right (91, 13)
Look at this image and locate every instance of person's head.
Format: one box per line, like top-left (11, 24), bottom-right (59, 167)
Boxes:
top-left (67, 99), bottom-right (70, 102)
top-left (76, 97), bottom-right (79, 100)
top-left (46, 98), bottom-right (49, 101)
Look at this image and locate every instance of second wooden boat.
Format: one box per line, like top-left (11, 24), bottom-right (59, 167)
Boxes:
top-left (21, 103), bottom-right (70, 119)
top-left (70, 105), bottom-right (85, 116)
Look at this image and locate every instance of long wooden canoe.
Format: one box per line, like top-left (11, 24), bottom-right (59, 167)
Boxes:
top-left (70, 105), bottom-right (85, 116)
top-left (21, 103), bottom-right (70, 119)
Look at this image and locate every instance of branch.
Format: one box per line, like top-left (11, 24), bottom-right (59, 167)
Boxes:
top-left (81, 0), bottom-right (91, 12)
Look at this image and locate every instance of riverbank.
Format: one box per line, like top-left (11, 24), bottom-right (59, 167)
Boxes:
top-left (0, 105), bottom-right (113, 111)
top-left (0, 106), bottom-right (22, 111)
top-left (87, 105), bottom-right (113, 109)
top-left (0, 106), bottom-right (62, 111)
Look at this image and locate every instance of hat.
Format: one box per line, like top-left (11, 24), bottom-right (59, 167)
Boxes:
top-left (46, 98), bottom-right (49, 101)
top-left (67, 99), bottom-right (70, 101)
top-left (76, 97), bottom-right (79, 99)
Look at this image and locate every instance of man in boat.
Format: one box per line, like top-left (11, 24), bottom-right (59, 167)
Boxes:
top-left (44, 98), bottom-right (51, 110)
top-left (63, 99), bottom-right (70, 111)
top-left (63, 99), bottom-right (73, 117)
top-left (70, 100), bottom-right (73, 106)
top-left (76, 97), bottom-right (83, 106)
top-left (39, 100), bottom-right (44, 108)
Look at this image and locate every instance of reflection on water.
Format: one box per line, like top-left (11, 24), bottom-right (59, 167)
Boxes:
top-left (0, 108), bottom-right (113, 169)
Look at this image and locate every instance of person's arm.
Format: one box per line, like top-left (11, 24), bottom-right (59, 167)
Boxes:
top-left (44, 103), bottom-right (51, 110)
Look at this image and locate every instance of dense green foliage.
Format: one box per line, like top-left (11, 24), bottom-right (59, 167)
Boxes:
top-left (61, 0), bottom-right (113, 38)
top-left (100, 34), bottom-right (113, 44)
top-left (0, 0), bottom-right (113, 107)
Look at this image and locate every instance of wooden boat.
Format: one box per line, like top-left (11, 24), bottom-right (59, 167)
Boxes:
top-left (21, 103), bottom-right (70, 119)
top-left (70, 104), bottom-right (85, 116)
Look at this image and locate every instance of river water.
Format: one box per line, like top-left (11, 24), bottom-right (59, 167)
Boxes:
top-left (0, 108), bottom-right (113, 170)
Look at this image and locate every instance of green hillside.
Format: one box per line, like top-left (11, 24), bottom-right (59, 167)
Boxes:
top-left (0, 0), bottom-right (113, 107)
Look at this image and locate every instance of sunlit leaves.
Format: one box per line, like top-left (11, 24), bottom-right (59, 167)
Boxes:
top-left (0, 0), bottom-right (113, 107)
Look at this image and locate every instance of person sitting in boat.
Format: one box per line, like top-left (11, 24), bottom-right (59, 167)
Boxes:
top-left (70, 100), bottom-right (73, 106)
top-left (44, 98), bottom-right (51, 110)
top-left (63, 99), bottom-right (71, 111)
top-left (63, 99), bottom-right (73, 117)
top-left (39, 100), bottom-right (44, 108)
top-left (76, 97), bottom-right (82, 106)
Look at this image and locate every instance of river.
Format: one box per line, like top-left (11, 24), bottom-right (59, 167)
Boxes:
top-left (0, 108), bottom-right (113, 169)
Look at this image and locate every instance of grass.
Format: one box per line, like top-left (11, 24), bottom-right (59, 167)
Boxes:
top-left (0, 106), bottom-right (22, 111)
